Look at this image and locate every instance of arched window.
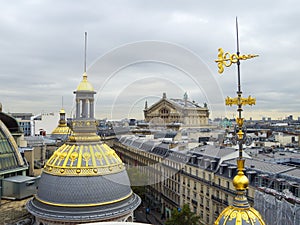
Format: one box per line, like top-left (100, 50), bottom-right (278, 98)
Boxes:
top-left (160, 108), bottom-right (169, 119)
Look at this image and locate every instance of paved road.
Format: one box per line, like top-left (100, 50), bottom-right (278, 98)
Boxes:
top-left (134, 206), bottom-right (165, 225)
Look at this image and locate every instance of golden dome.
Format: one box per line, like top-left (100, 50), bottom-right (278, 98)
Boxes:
top-left (51, 126), bottom-right (72, 136)
top-left (214, 203), bottom-right (266, 225)
top-left (76, 72), bottom-right (94, 92)
top-left (59, 108), bottom-right (66, 114)
top-left (43, 142), bottom-right (124, 176)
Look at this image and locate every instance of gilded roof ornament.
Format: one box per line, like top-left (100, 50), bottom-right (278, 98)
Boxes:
top-left (214, 17), bottom-right (266, 225)
top-left (215, 48), bottom-right (258, 74)
top-left (76, 72), bottom-right (95, 92)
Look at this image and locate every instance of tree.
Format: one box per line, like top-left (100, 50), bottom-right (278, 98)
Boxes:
top-left (165, 204), bottom-right (200, 225)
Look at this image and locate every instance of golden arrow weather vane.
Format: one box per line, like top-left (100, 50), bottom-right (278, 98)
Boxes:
top-left (215, 17), bottom-right (258, 158)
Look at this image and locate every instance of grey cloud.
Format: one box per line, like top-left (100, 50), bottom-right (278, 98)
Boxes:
top-left (0, 0), bottom-right (299, 119)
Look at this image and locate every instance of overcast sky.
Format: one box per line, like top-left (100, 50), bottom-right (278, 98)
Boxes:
top-left (0, 0), bottom-right (299, 120)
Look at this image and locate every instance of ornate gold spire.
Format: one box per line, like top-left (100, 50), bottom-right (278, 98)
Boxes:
top-left (214, 18), bottom-right (266, 225)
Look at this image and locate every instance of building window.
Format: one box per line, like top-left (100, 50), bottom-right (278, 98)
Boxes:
top-left (206, 187), bottom-right (210, 196)
top-left (161, 108), bottom-right (169, 114)
top-left (225, 194), bottom-right (228, 204)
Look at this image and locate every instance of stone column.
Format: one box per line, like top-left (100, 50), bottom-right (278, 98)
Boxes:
top-left (90, 99), bottom-right (94, 119)
top-left (82, 99), bottom-right (87, 118)
top-left (76, 99), bottom-right (80, 119)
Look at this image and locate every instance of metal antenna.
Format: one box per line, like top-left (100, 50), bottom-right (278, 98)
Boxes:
top-left (84, 32), bottom-right (87, 73)
top-left (62, 96), bottom-right (64, 109)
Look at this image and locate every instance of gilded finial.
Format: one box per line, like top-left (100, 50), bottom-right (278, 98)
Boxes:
top-left (233, 159), bottom-right (249, 191)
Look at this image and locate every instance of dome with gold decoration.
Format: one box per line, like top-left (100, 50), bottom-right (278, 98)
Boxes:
top-left (27, 72), bottom-right (141, 224)
top-left (51, 108), bottom-right (72, 141)
top-left (76, 72), bottom-right (94, 92)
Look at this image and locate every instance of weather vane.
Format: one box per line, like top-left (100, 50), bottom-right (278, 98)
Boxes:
top-left (214, 18), bottom-right (267, 225)
top-left (215, 17), bottom-right (258, 158)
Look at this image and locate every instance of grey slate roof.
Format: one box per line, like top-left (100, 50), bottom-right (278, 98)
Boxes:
top-left (224, 158), bottom-right (294, 175)
top-left (37, 170), bottom-right (132, 205)
top-left (280, 168), bottom-right (300, 180)
top-left (191, 145), bottom-right (236, 158)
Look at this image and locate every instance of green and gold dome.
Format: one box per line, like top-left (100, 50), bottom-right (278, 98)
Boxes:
top-left (27, 72), bottom-right (141, 224)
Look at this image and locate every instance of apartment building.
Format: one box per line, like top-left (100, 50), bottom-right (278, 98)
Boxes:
top-left (109, 135), bottom-right (300, 225)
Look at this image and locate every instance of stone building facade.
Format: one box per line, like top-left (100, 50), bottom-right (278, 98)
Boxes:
top-left (144, 93), bottom-right (209, 127)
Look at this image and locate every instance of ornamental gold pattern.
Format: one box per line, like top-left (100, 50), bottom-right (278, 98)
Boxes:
top-left (51, 126), bottom-right (73, 135)
top-left (225, 96), bottom-right (256, 106)
top-left (44, 143), bottom-right (124, 176)
top-left (215, 48), bottom-right (258, 74)
top-left (214, 205), bottom-right (266, 225)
